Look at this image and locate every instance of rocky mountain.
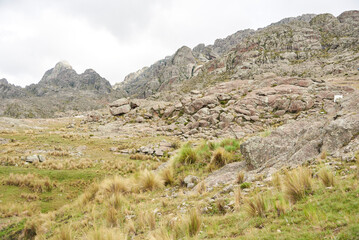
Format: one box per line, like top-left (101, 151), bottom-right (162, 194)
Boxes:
top-left (0, 78), bottom-right (28, 99)
top-left (0, 62), bottom-right (121, 118)
top-left (114, 10), bottom-right (359, 100)
top-left (26, 61), bottom-right (112, 97)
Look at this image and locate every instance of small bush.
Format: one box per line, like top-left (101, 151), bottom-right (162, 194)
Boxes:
top-left (318, 167), bottom-right (335, 187)
top-left (138, 169), bottom-right (164, 191)
top-left (283, 167), bottom-right (312, 203)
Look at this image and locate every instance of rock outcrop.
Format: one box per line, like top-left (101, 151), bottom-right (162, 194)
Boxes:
top-left (0, 62), bottom-right (122, 118)
top-left (114, 11), bottom-right (359, 99)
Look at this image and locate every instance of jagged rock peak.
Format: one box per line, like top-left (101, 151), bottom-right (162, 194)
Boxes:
top-left (41, 60), bottom-right (75, 82)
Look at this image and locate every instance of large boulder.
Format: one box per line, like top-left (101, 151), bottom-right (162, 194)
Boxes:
top-left (109, 98), bottom-right (131, 116)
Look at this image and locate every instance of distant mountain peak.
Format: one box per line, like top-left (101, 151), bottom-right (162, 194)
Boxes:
top-left (0, 78), bottom-right (8, 85)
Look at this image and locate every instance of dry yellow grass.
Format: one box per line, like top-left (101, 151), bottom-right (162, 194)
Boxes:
top-left (87, 227), bottom-right (127, 240)
top-left (318, 167), bottom-right (335, 187)
top-left (234, 187), bottom-right (242, 208)
top-left (244, 194), bottom-right (267, 217)
top-left (283, 167), bottom-right (313, 203)
top-left (208, 147), bottom-right (232, 171)
top-left (160, 167), bottom-right (174, 186)
top-left (3, 173), bottom-right (55, 192)
top-left (271, 172), bottom-right (282, 191)
top-left (137, 169), bottom-right (164, 191)
top-left (101, 176), bottom-right (131, 195)
top-left (237, 171), bottom-right (245, 184)
top-left (138, 211), bottom-right (156, 231)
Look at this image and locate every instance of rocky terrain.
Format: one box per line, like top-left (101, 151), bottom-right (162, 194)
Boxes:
top-left (0, 10), bottom-right (359, 240)
top-left (0, 61), bottom-right (123, 118)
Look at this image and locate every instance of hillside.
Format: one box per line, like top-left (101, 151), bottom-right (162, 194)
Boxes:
top-left (0, 62), bottom-right (123, 118)
top-left (115, 11), bottom-right (359, 100)
top-left (1, 9), bottom-right (359, 240)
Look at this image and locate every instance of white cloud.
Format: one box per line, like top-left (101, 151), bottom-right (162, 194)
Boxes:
top-left (0, 0), bottom-right (357, 87)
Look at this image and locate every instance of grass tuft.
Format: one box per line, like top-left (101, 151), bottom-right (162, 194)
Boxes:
top-left (138, 169), bottom-right (164, 191)
top-left (244, 194), bottom-right (267, 217)
top-left (318, 167), bottom-right (335, 187)
top-left (160, 167), bottom-right (175, 186)
top-left (283, 167), bottom-right (313, 203)
top-left (175, 144), bottom-right (198, 165)
top-left (208, 147), bottom-right (232, 171)
top-left (237, 171), bottom-right (245, 184)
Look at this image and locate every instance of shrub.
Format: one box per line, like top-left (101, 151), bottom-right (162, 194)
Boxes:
top-left (283, 167), bottom-right (312, 203)
top-left (138, 169), bottom-right (164, 191)
top-left (318, 167), bottom-right (335, 187)
top-left (244, 195), bottom-right (267, 217)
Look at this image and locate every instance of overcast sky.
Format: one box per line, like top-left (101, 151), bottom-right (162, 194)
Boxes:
top-left (0, 0), bottom-right (357, 87)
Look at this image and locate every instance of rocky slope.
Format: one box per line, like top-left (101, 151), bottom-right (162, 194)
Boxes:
top-left (0, 62), bottom-right (122, 118)
top-left (114, 10), bottom-right (359, 99)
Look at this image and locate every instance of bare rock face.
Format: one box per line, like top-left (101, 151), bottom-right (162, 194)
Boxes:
top-left (240, 94), bottom-right (359, 170)
top-left (117, 46), bottom-right (197, 98)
